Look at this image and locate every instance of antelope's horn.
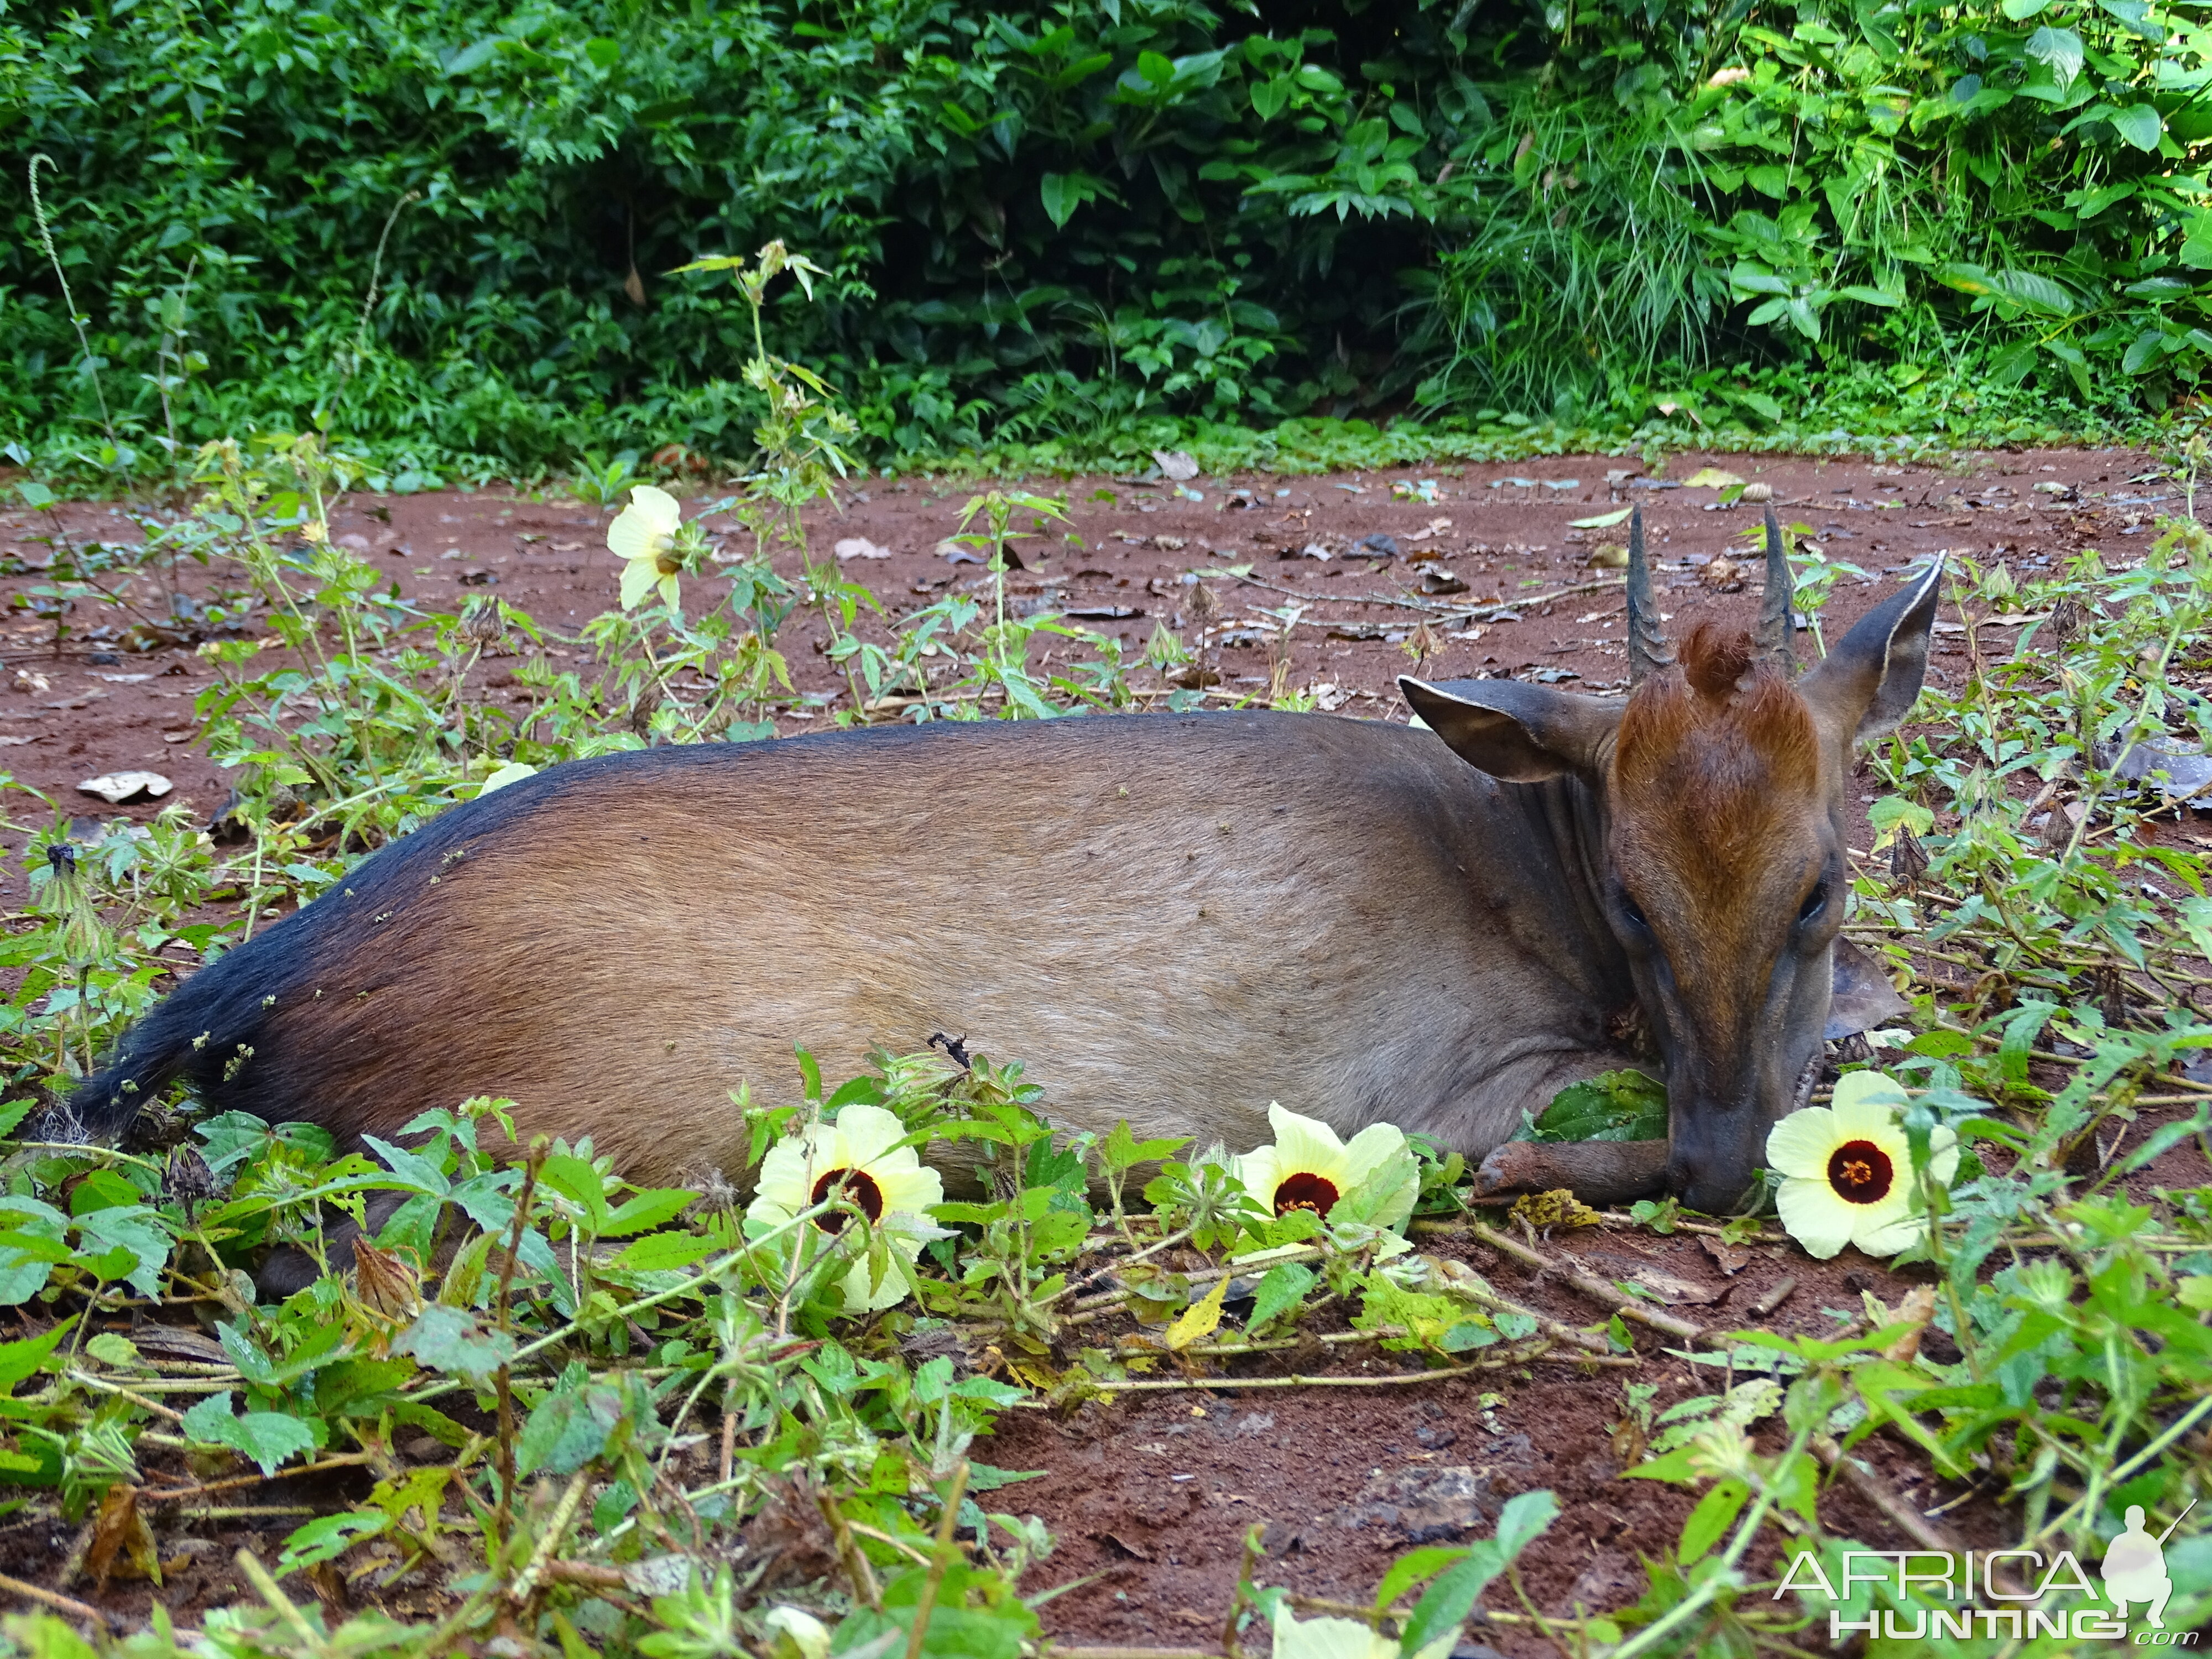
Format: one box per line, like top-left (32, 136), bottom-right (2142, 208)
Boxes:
top-left (1626, 503), bottom-right (1673, 687)
top-left (1756, 505), bottom-right (1793, 674)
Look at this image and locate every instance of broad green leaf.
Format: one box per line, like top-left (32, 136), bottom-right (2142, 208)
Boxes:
top-left (516, 1380), bottom-right (625, 1477)
top-left (275, 1511), bottom-right (387, 1577)
top-left (601, 1188), bottom-right (699, 1238)
top-left (2107, 103), bottom-right (2163, 151)
top-left (1397, 1490), bottom-right (1557, 1652)
top-left (1569, 507), bottom-right (1632, 528)
top-left (2025, 26), bottom-right (2083, 94)
top-left (180, 1392), bottom-right (319, 1477)
top-left (612, 1231), bottom-right (719, 1274)
top-left (1678, 1478), bottom-right (1750, 1562)
top-left (1248, 1261), bottom-right (1316, 1329)
top-left (1527, 1070), bottom-right (1667, 1144)
top-left (395, 1305), bottom-right (515, 1384)
top-left (0, 1316), bottom-right (76, 1391)
top-left (1372, 1543), bottom-right (1471, 1616)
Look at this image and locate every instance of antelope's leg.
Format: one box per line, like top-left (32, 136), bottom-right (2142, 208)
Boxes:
top-left (1473, 1139), bottom-right (1670, 1206)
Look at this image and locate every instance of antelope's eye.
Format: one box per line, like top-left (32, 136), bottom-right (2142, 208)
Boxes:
top-left (1798, 881), bottom-right (1830, 924)
top-left (1619, 892), bottom-right (1650, 931)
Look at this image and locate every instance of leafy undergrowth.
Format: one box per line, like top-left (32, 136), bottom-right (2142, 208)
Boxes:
top-left (1, 288), bottom-right (2211, 1654)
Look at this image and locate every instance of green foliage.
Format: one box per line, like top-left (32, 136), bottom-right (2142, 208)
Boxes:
top-left (1522, 1067), bottom-right (1670, 1144)
top-left (8, 0), bottom-right (2212, 485)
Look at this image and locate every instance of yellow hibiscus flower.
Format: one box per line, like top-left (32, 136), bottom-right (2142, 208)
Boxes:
top-left (1234, 1103), bottom-right (1418, 1233)
top-left (1766, 1072), bottom-right (1958, 1260)
top-left (608, 483), bottom-right (686, 610)
top-left (745, 1104), bottom-right (944, 1312)
top-left (1271, 1608), bottom-right (1455, 1659)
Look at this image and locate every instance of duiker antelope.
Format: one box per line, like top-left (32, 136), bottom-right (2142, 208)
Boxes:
top-left (70, 509), bottom-right (1938, 1215)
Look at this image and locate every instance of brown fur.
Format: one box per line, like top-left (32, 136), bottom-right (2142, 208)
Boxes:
top-left (1608, 625), bottom-right (1827, 1056)
top-left (1611, 623), bottom-right (1821, 883)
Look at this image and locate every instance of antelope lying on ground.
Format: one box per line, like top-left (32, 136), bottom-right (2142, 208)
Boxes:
top-left (70, 509), bottom-right (1939, 1217)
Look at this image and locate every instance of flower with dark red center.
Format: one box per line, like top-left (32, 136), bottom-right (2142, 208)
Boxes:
top-left (1824, 1140), bottom-right (1892, 1204)
top-left (1232, 1103), bottom-right (1418, 1233)
top-left (1766, 1073), bottom-right (1957, 1260)
top-left (746, 1104), bottom-right (943, 1312)
top-left (808, 1167), bottom-right (885, 1233)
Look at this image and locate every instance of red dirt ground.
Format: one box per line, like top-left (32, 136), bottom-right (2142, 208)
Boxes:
top-left (1, 448), bottom-right (2206, 1651)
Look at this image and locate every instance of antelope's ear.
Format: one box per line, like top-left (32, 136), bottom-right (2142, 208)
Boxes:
top-left (1400, 676), bottom-right (1621, 782)
top-left (1798, 557), bottom-right (1945, 747)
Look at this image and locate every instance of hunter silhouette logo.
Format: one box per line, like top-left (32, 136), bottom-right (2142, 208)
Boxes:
top-left (2104, 1501), bottom-right (2193, 1630)
top-left (1778, 1498), bottom-right (2201, 1643)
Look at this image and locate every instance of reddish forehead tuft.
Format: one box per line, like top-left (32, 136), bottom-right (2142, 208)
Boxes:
top-left (1612, 623), bottom-right (1821, 880)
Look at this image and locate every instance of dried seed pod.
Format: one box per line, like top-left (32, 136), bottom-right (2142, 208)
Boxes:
top-left (1889, 826), bottom-right (1930, 891)
top-left (352, 1237), bottom-right (424, 1321)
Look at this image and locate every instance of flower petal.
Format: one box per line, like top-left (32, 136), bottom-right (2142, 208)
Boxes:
top-left (1266, 1103), bottom-right (1349, 1183)
top-left (619, 556), bottom-right (659, 610)
top-left (1927, 1126), bottom-right (1960, 1186)
top-left (874, 1160), bottom-right (943, 1217)
top-left (1764, 1107), bottom-right (1838, 1178)
top-left (838, 1243), bottom-right (916, 1312)
top-left (657, 570), bottom-right (683, 612)
top-left (1776, 1175), bottom-right (1855, 1259)
top-left (1849, 1203), bottom-right (1928, 1259)
top-left (1235, 1145), bottom-right (1282, 1210)
top-left (1271, 1609), bottom-right (1393, 1659)
top-left (1831, 1070), bottom-right (1910, 1119)
top-left (1337, 1123), bottom-right (1410, 1190)
top-left (832, 1105), bottom-right (907, 1167)
top-left (628, 483), bottom-right (681, 534)
top-left (753, 1134), bottom-right (820, 1217)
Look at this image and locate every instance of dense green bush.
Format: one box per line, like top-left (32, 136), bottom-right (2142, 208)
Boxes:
top-left (4, 0), bottom-right (2211, 479)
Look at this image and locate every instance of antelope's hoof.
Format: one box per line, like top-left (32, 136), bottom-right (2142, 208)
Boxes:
top-left (1474, 1142), bottom-right (1543, 1196)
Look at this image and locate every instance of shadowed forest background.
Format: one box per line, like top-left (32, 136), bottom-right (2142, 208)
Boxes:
top-left (9, 0), bottom-right (2212, 481)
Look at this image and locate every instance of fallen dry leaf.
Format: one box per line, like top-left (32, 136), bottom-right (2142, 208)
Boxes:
top-left (1152, 448), bottom-right (1201, 482)
top-left (833, 536), bottom-right (893, 561)
top-left (1869, 1283), bottom-right (1938, 1363)
top-left (77, 770), bottom-right (172, 804)
top-left (1700, 1235), bottom-right (1752, 1276)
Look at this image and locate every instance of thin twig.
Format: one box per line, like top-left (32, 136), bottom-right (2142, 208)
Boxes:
top-left (905, 1460), bottom-right (970, 1659)
top-left (1467, 1220), bottom-right (1709, 1345)
top-left (0, 1567), bottom-right (111, 1628)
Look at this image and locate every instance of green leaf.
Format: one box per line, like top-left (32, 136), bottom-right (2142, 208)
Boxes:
top-left (1100, 1119), bottom-right (1190, 1175)
top-left (180, 1392), bottom-right (318, 1477)
top-left (536, 1153), bottom-right (608, 1230)
top-left (1373, 1544), bottom-right (1471, 1616)
top-left (0, 1316), bottom-right (75, 1390)
top-left (275, 1511), bottom-right (387, 1577)
top-left (1527, 1071), bottom-right (1667, 1144)
top-left (613, 1231), bottom-right (720, 1274)
top-left (601, 1188), bottom-right (698, 1238)
top-left (1248, 1262), bottom-right (1316, 1329)
top-left (1678, 1477), bottom-right (1750, 1562)
top-left (1568, 507), bottom-right (1632, 529)
top-left (1040, 174), bottom-right (1079, 229)
top-left (69, 1204), bottom-right (170, 1298)
top-left (2001, 0), bottom-right (2049, 14)
top-left (2124, 328), bottom-right (2167, 373)
top-left (1397, 1491), bottom-right (1557, 1652)
top-left (2025, 26), bottom-right (2084, 94)
top-left (395, 1305), bottom-right (515, 1384)
top-left (517, 1380), bottom-right (625, 1477)
top-left (2108, 103), bottom-right (2163, 151)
